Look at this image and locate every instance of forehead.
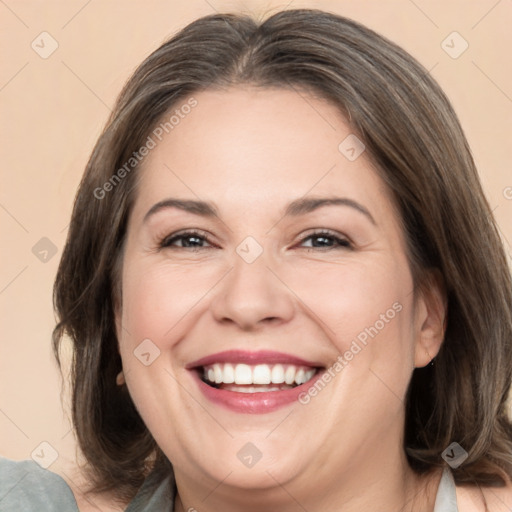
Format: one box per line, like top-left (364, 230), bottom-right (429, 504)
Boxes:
top-left (132, 87), bottom-right (391, 220)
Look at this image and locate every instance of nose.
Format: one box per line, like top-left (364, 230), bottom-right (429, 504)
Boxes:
top-left (210, 251), bottom-right (295, 331)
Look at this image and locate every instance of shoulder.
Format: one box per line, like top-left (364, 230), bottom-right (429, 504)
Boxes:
top-left (456, 478), bottom-right (512, 512)
top-left (0, 456), bottom-right (78, 511)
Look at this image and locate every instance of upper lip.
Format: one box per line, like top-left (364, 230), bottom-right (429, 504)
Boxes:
top-left (186, 350), bottom-right (323, 369)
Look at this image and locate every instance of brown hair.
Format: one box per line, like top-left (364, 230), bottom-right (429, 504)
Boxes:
top-left (53, 8), bottom-right (512, 503)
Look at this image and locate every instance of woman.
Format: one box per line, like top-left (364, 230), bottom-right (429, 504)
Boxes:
top-left (1, 8), bottom-right (511, 512)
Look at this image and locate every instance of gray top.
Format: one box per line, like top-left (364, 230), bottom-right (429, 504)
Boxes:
top-left (1, 456), bottom-right (458, 511)
top-left (0, 457), bottom-right (175, 511)
top-left (434, 467), bottom-right (459, 512)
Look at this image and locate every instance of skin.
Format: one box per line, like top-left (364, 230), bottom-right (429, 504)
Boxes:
top-left (115, 87), bottom-right (449, 512)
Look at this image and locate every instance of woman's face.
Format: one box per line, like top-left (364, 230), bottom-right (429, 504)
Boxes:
top-left (117, 87), bottom-right (443, 496)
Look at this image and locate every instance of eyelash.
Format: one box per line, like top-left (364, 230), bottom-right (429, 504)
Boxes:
top-left (159, 229), bottom-right (352, 251)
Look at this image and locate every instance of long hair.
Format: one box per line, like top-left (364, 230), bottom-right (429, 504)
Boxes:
top-left (53, 8), bottom-right (512, 503)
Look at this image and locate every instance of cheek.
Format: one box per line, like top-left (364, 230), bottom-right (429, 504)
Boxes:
top-left (119, 258), bottom-right (225, 351)
top-left (285, 257), bottom-right (415, 352)
top-left (292, 258), bottom-right (417, 422)
top-left (289, 256), bottom-right (418, 407)
top-left (119, 250), bottom-right (416, 371)
top-left (116, 261), bottom-right (216, 432)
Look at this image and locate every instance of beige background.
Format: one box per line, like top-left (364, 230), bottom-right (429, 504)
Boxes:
top-left (1, 0), bottom-right (511, 481)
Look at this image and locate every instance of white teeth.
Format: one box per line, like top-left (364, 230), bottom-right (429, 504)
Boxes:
top-left (271, 364), bottom-right (285, 383)
top-left (202, 363), bottom-right (317, 387)
top-left (253, 365), bottom-right (271, 385)
top-left (213, 364), bottom-right (223, 384)
top-left (223, 363), bottom-right (235, 384)
top-left (225, 385), bottom-right (285, 393)
top-left (234, 364), bottom-right (252, 385)
top-left (284, 366), bottom-right (296, 385)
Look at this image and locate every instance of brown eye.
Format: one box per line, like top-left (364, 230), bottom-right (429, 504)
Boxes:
top-left (299, 231), bottom-right (352, 250)
top-left (161, 230), bottom-right (213, 249)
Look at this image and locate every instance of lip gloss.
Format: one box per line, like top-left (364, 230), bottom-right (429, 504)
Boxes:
top-left (189, 367), bottom-right (324, 414)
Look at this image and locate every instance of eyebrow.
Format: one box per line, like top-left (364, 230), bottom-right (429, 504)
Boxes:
top-left (143, 196), bottom-right (376, 225)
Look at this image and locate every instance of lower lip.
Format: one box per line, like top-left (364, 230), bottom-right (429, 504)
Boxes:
top-left (190, 369), bottom-right (324, 414)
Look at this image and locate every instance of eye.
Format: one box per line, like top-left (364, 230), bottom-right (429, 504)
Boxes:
top-left (298, 230), bottom-right (352, 250)
top-left (160, 230), bottom-right (213, 250)
top-left (159, 229), bottom-right (352, 251)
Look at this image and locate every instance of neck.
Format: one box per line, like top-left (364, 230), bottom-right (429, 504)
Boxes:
top-left (173, 447), bottom-right (442, 512)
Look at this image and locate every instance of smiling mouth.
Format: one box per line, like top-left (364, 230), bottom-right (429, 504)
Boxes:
top-left (199, 363), bottom-right (320, 393)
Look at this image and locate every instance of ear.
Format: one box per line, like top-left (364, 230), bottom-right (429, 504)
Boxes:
top-left (413, 269), bottom-right (447, 368)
